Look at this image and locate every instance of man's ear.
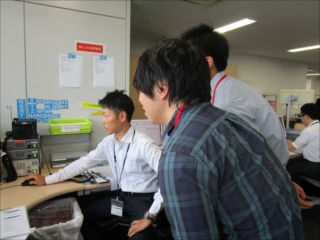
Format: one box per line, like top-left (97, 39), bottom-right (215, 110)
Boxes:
top-left (206, 56), bottom-right (214, 69)
top-left (157, 80), bottom-right (169, 100)
top-left (118, 111), bottom-right (127, 122)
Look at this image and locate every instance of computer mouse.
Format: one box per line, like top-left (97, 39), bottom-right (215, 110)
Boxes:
top-left (21, 178), bottom-right (36, 186)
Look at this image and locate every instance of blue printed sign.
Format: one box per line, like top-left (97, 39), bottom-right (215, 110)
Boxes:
top-left (16, 99), bottom-right (26, 119)
top-left (100, 55), bottom-right (107, 60)
top-left (17, 98), bottom-right (68, 123)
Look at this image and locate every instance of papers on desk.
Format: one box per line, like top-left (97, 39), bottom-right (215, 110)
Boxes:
top-left (87, 165), bottom-right (117, 190)
top-left (289, 148), bottom-right (303, 155)
top-left (0, 206), bottom-right (34, 240)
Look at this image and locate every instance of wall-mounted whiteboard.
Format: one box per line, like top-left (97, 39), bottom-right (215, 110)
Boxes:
top-left (280, 89), bottom-right (315, 109)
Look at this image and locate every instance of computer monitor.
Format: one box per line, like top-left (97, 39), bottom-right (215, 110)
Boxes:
top-left (131, 120), bottom-right (162, 146)
top-left (278, 116), bottom-right (286, 137)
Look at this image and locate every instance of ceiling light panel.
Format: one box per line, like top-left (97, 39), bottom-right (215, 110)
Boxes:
top-left (215, 18), bottom-right (256, 33)
top-left (288, 45), bottom-right (320, 53)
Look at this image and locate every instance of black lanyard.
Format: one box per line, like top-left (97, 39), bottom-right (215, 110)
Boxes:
top-left (113, 130), bottom-right (135, 194)
top-left (310, 121), bottom-right (319, 127)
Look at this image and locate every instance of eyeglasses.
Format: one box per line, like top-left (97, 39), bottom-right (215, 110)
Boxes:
top-left (299, 114), bottom-right (306, 118)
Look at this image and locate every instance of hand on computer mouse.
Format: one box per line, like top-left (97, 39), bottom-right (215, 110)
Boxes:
top-left (22, 174), bottom-right (47, 186)
top-left (21, 178), bottom-right (36, 186)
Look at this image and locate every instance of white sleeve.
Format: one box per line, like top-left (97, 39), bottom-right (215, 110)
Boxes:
top-left (45, 138), bottom-right (109, 185)
top-left (142, 140), bottom-right (162, 172)
top-left (149, 188), bottom-right (164, 216)
top-left (292, 130), bottom-right (310, 149)
top-left (140, 137), bottom-right (163, 216)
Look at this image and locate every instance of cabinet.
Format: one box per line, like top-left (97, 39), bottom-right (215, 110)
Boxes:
top-left (262, 93), bottom-right (277, 112)
top-left (39, 129), bottom-right (93, 168)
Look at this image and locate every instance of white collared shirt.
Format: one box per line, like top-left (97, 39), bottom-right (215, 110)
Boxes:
top-left (292, 120), bottom-right (319, 162)
top-left (46, 126), bottom-right (163, 215)
top-left (210, 71), bottom-right (290, 166)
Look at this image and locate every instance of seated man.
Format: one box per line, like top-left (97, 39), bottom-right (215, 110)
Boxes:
top-left (286, 103), bottom-right (320, 185)
top-left (132, 38), bottom-right (303, 239)
top-left (26, 89), bottom-right (162, 240)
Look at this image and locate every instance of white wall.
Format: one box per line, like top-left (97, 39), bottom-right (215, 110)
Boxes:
top-left (228, 52), bottom-right (309, 116)
top-left (0, 0), bottom-right (131, 147)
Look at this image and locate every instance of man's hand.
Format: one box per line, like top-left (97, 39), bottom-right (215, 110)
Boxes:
top-left (128, 218), bottom-right (155, 237)
top-left (23, 174), bottom-right (46, 186)
top-left (286, 140), bottom-right (296, 150)
top-left (292, 182), bottom-right (313, 210)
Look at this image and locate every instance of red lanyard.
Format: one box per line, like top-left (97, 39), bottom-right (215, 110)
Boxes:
top-left (211, 74), bottom-right (227, 104)
top-left (174, 104), bottom-right (187, 128)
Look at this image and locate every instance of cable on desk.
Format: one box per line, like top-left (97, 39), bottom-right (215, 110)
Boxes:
top-left (38, 141), bottom-right (52, 175)
top-left (66, 175), bottom-right (95, 184)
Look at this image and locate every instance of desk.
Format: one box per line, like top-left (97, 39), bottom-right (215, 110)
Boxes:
top-left (0, 166), bottom-right (111, 210)
top-left (289, 151), bottom-right (303, 159)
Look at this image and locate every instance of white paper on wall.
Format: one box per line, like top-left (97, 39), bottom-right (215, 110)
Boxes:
top-left (59, 53), bottom-right (83, 88)
top-left (93, 56), bottom-right (115, 88)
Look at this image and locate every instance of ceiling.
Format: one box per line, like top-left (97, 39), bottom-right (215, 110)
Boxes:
top-left (131, 0), bottom-right (320, 73)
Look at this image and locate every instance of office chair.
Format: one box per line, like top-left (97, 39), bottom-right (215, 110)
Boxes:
top-left (98, 209), bottom-right (173, 240)
top-left (299, 176), bottom-right (320, 205)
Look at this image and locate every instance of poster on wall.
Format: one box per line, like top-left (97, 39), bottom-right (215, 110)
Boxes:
top-left (75, 41), bottom-right (105, 54)
top-left (17, 98), bottom-right (68, 123)
top-left (59, 53), bottom-right (83, 87)
top-left (93, 55), bottom-right (115, 88)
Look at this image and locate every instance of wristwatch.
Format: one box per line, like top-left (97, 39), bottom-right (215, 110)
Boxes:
top-left (143, 211), bottom-right (155, 222)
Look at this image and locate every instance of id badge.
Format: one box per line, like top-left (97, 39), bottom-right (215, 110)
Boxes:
top-left (111, 198), bottom-right (124, 217)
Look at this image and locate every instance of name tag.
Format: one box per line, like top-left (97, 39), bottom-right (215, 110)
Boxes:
top-left (111, 198), bottom-right (124, 217)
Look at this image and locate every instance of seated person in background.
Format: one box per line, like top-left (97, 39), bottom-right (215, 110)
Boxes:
top-left (132, 38), bottom-right (303, 239)
top-left (286, 103), bottom-right (320, 185)
top-left (26, 89), bottom-right (163, 240)
top-left (316, 98), bottom-right (320, 120)
top-left (180, 23), bottom-right (312, 209)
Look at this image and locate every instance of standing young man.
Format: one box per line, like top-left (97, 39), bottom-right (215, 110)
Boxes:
top-left (133, 39), bottom-right (303, 239)
top-left (180, 23), bottom-right (313, 209)
top-left (286, 103), bottom-right (320, 185)
top-left (26, 90), bottom-right (162, 240)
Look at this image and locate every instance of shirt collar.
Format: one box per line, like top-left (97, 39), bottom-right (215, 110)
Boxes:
top-left (308, 120), bottom-right (319, 127)
top-left (162, 99), bottom-right (200, 139)
top-left (112, 126), bottom-right (135, 144)
top-left (210, 71), bottom-right (226, 93)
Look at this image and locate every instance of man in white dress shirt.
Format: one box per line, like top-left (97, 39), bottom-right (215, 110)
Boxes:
top-left (286, 103), bottom-right (320, 185)
top-left (26, 90), bottom-right (163, 240)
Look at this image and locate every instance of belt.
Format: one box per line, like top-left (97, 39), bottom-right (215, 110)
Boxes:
top-left (120, 190), bottom-right (155, 197)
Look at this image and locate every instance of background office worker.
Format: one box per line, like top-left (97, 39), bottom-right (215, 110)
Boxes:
top-left (26, 90), bottom-right (162, 240)
top-left (133, 38), bottom-right (303, 240)
top-left (180, 23), bottom-right (313, 209)
top-left (286, 103), bottom-right (320, 185)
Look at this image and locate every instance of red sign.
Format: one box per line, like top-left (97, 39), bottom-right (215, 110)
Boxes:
top-left (76, 42), bottom-right (104, 54)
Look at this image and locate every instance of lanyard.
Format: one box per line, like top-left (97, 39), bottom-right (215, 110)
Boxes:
top-left (211, 74), bottom-right (227, 104)
top-left (174, 104), bottom-right (187, 128)
top-left (113, 130), bottom-right (135, 193)
top-left (310, 121), bottom-right (319, 127)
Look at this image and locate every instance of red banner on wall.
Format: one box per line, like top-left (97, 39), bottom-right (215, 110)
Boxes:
top-left (75, 41), bottom-right (105, 54)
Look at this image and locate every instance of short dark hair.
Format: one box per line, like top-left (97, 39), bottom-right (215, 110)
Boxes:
top-left (132, 38), bottom-right (211, 106)
top-left (300, 103), bottom-right (319, 120)
top-left (180, 23), bottom-right (229, 72)
top-left (98, 89), bottom-right (134, 122)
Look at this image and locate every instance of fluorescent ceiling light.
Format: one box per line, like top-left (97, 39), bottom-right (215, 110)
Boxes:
top-left (215, 18), bottom-right (256, 33)
top-left (288, 45), bottom-right (320, 53)
top-left (307, 73), bottom-right (320, 76)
